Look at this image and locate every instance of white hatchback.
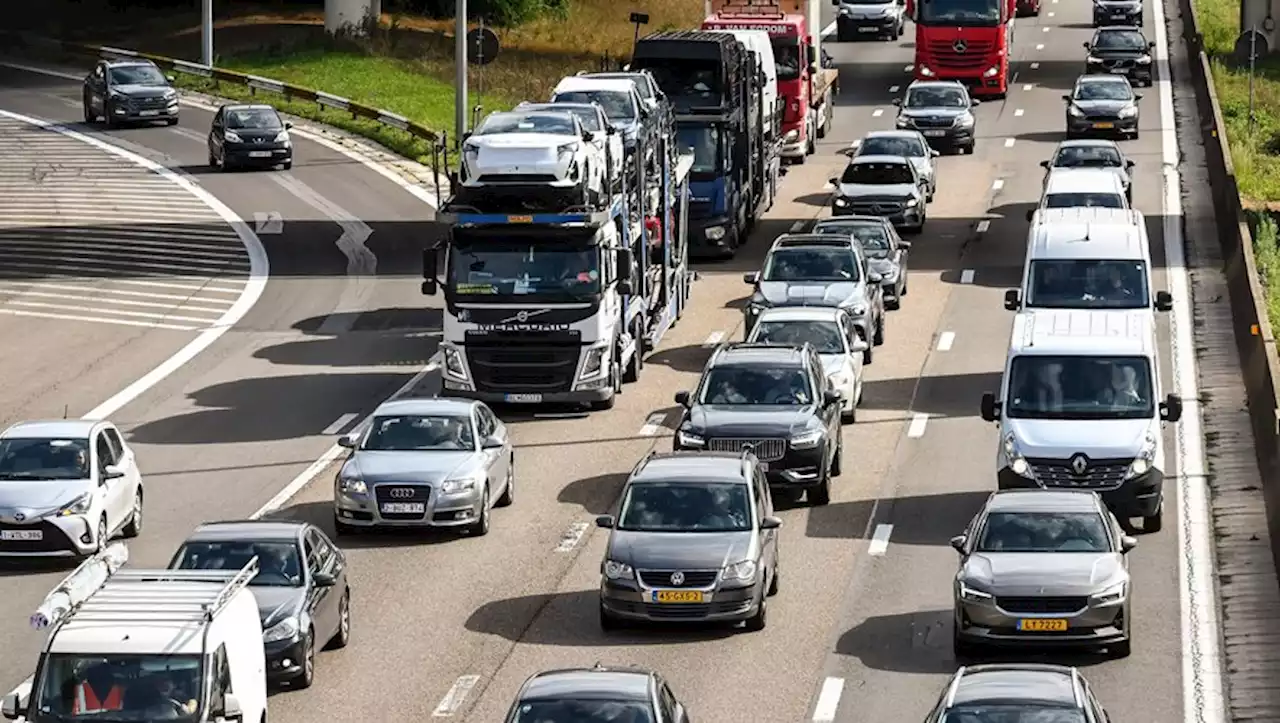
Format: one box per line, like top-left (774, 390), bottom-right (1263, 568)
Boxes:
top-left (746, 306), bottom-right (868, 422)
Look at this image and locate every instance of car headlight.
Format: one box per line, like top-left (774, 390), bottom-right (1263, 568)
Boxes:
top-left (164, 89), bottom-right (178, 99)
top-left (1068, 106), bottom-right (1084, 118)
top-left (983, 65), bottom-right (999, 78)
top-left (603, 560), bottom-right (634, 580)
top-left (918, 64), bottom-right (935, 77)
top-left (840, 6), bottom-right (852, 14)
top-left (441, 478), bottom-right (479, 494)
top-left (677, 429), bottom-right (705, 447)
top-left (579, 345), bottom-right (608, 379)
top-left (262, 616), bottom-right (300, 643)
top-left (1138, 54), bottom-right (1152, 64)
top-left (828, 372), bottom-right (851, 388)
top-left (443, 346), bottom-right (468, 380)
top-left (1003, 433), bottom-right (1034, 479)
top-left (1087, 56), bottom-right (1104, 64)
top-left (846, 303), bottom-right (867, 316)
top-left (955, 112), bottom-right (975, 126)
top-left (1119, 106), bottom-right (1138, 118)
top-left (790, 428), bottom-right (824, 449)
top-left (273, 130), bottom-right (290, 143)
top-left (1090, 581), bottom-right (1127, 605)
top-left (1126, 433), bottom-right (1157, 478)
top-left (56, 493), bottom-right (92, 517)
top-left (959, 582), bottom-right (993, 603)
top-left (895, 116), bottom-right (912, 128)
top-left (224, 130), bottom-right (243, 143)
top-left (723, 560), bottom-right (758, 581)
top-left (557, 142), bottom-right (578, 156)
top-left (784, 129), bottom-right (799, 142)
top-left (338, 477), bottom-right (367, 495)
top-left (462, 141), bottom-right (480, 155)
top-left (834, 197), bottom-right (851, 207)
top-left (905, 198), bottom-right (918, 208)
top-left (705, 226), bottom-right (726, 240)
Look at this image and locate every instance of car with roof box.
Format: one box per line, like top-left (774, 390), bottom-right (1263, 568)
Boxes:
top-left (207, 104), bottom-right (294, 171)
top-left (1040, 139), bottom-right (1135, 203)
top-left (1084, 26), bottom-right (1155, 87)
top-left (812, 216), bottom-right (912, 309)
top-left (1027, 168), bottom-right (1129, 221)
top-left (830, 155), bottom-right (927, 232)
top-left (596, 450), bottom-right (782, 630)
top-left (746, 306), bottom-right (868, 421)
top-left (503, 664), bottom-right (691, 722)
top-left (893, 80), bottom-right (979, 154)
top-left (844, 130), bottom-right (939, 201)
top-left (922, 663), bottom-right (1113, 722)
top-left (743, 234), bottom-right (886, 349)
top-left (951, 489), bottom-right (1136, 658)
top-left (1064, 74), bottom-right (1142, 138)
top-left (82, 58), bottom-right (179, 127)
top-left (673, 342), bottom-right (845, 504)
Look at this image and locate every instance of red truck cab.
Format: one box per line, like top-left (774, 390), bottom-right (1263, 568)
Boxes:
top-left (905, 0), bottom-right (1017, 97)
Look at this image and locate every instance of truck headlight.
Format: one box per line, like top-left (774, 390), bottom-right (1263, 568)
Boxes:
top-left (579, 345), bottom-right (608, 379)
top-left (263, 616), bottom-right (300, 643)
top-left (723, 560), bottom-right (757, 581)
top-left (959, 582), bottom-right (993, 603)
top-left (441, 477), bottom-right (479, 494)
top-left (677, 429), bottom-right (705, 447)
top-left (983, 65), bottom-right (999, 78)
top-left (338, 478), bottom-right (367, 495)
top-left (1003, 433), bottom-right (1033, 478)
top-left (603, 560), bottom-right (634, 580)
top-left (1091, 581), bottom-right (1127, 605)
top-left (705, 226), bottom-right (726, 240)
top-left (784, 129), bottom-right (799, 142)
top-left (1126, 433), bottom-right (1157, 479)
top-left (56, 493), bottom-right (92, 517)
top-left (790, 428), bottom-right (824, 449)
top-left (1119, 106), bottom-right (1138, 118)
top-left (442, 346), bottom-right (468, 380)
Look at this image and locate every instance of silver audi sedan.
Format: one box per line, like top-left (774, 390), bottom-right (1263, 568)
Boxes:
top-left (332, 397), bottom-right (514, 537)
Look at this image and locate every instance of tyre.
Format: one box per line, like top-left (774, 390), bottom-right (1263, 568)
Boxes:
top-left (873, 314), bottom-right (885, 346)
top-left (207, 150), bottom-right (217, 168)
top-left (92, 517), bottom-right (108, 556)
top-left (1142, 503), bottom-right (1163, 533)
top-left (808, 469), bottom-right (832, 506)
top-left (841, 404), bottom-right (857, 424)
top-left (599, 603), bottom-right (620, 631)
top-left (120, 488), bottom-right (143, 538)
top-left (589, 361), bottom-right (619, 410)
top-left (887, 295), bottom-right (901, 311)
top-left (466, 486), bottom-right (491, 536)
top-left (496, 456), bottom-right (515, 507)
top-left (767, 566), bottom-right (779, 596)
top-left (166, 117), bottom-right (178, 126)
top-left (622, 323), bottom-right (644, 383)
top-left (327, 590), bottom-right (351, 649)
top-left (953, 629), bottom-right (980, 659)
top-left (82, 98), bottom-right (94, 124)
top-left (1111, 637), bottom-right (1132, 658)
top-left (282, 160), bottom-right (293, 170)
top-left (744, 596), bottom-right (767, 631)
top-left (295, 632), bottom-right (315, 689)
top-left (831, 439), bottom-right (843, 477)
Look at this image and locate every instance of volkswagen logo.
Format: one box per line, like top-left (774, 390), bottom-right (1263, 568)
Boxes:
top-left (13, 512), bottom-right (24, 522)
top-left (389, 488), bottom-right (416, 499)
top-left (1070, 454), bottom-right (1089, 475)
top-left (515, 310), bottom-right (529, 322)
top-left (953, 38), bottom-right (968, 53)
top-left (670, 571), bottom-right (685, 586)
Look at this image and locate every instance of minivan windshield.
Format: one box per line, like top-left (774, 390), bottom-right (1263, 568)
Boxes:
top-left (617, 482), bottom-right (752, 532)
top-left (1007, 355), bottom-right (1154, 420)
top-left (976, 511), bottom-right (1112, 553)
top-left (1028, 260), bottom-right (1150, 309)
top-left (33, 654), bottom-right (203, 723)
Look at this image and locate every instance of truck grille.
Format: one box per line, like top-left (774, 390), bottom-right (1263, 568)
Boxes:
top-left (373, 484), bottom-right (431, 520)
top-left (466, 344), bottom-right (578, 393)
top-left (997, 596), bottom-right (1089, 614)
top-left (706, 438), bottom-right (786, 461)
top-left (924, 38), bottom-right (996, 70)
top-left (1028, 457), bottom-right (1129, 489)
top-left (637, 570), bottom-right (720, 588)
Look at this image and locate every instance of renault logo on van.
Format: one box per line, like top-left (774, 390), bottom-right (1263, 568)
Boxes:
top-left (1070, 454), bottom-right (1089, 475)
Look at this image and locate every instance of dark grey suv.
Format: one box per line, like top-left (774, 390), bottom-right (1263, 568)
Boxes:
top-left (923, 664), bottom-right (1113, 722)
top-left (596, 450), bottom-right (782, 631)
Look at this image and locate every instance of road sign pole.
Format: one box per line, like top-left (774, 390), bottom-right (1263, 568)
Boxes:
top-left (455, 0), bottom-right (468, 145)
top-left (202, 0), bottom-right (214, 67)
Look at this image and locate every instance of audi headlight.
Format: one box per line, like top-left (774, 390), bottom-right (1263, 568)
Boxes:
top-left (1126, 433), bottom-right (1157, 479)
top-left (441, 478), bottom-right (478, 494)
top-left (443, 346), bottom-right (468, 380)
top-left (959, 582), bottom-right (993, 603)
top-left (338, 477), bottom-right (367, 495)
top-left (677, 429), bottom-right (705, 447)
top-left (1090, 581), bottom-right (1127, 605)
top-left (56, 493), bottom-right (92, 517)
top-left (1068, 106), bottom-right (1084, 118)
top-left (790, 428), bottom-right (824, 449)
top-left (579, 345), bottom-right (607, 379)
top-left (723, 560), bottom-right (757, 581)
top-left (273, 130), bottom-right (290, 143)
top-left (705, 226), bottom-right (726, 240)
top-left (1119, 106), bottom-right (1138, 118)
top-left (1003, 433), bottom-right (1034, 479)
top-left (955, 112), bottom-right (975, 127)
top-left (603, 560), bottom-right (634, 580)
top-left (1138, 54), bottom-right (1152, 64)
top-left (983, 65), bottom-right (999, 78)
top-left (224, 130), bottom-right (243, 143)
top-left (262, 616), bottom-right (300, 643)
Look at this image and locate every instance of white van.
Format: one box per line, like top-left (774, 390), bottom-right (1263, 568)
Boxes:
top-left (707, 29), bottom-right (779, 138)
top-left (1006, 207), bottom-right (1173, 313)
top-left (1025, 168), bottom-right (1129, 221)
top-left (979, 310), bottom-right (1183, 533)
top-left (2, 544), bottom-right (267, 723)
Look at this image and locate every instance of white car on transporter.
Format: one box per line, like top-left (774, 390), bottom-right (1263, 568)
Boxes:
top-left (458, 109), bottom-right (608, 210)
top-left (515, 101), bottom-right (625, 193)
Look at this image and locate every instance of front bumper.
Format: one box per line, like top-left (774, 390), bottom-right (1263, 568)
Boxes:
top-left (0, 517), bottom-right (98, 557)
top-left (1066, 115), bottom-right (1139, 135)
top-left (831, 200), bottom-right (925, 229)
top-left (900, 125), bottom-right (974, 148)
top-left (955, 597), bottom-right (1128, 649)
top-left (1085, 62), bottom-right (1152, 84)
top-left (916, 64), bottom-right (1007, 95)
top-left (600, 578), bottom-right (763, 623)
top-left (111, 102), bottom-right (179, 122)
top-left (334, 483), bottom-right (487, 529)
top-left (265, 637), bottom-right (308, 681)
top-left (225, 142), bottom-right (292, 166)
top-left (837, 13), bottom-right (898, 36)
top-left (996, 466), bottom-right (1163, 519)
top-left (688, 215), bottom-right (737, 257)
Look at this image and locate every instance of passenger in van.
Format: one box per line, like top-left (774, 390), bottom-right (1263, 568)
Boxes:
top-left (1083, 263), bottom-right (1137, 303)
top-left (73, 664), bottom-right (124, 714)
top-left (1015, 362), bottom-right (1064, 412)
top-left (1109, 365), bottom-right (1143, 407)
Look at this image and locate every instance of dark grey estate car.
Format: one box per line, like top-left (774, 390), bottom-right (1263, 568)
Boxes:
top-left (1064, 75), bottom-right (1142, 139)
top-left (82, 59), bottom-right (179, 127)
top-left (923, 664), bottom-right (1113, 722)
top-left (596, 450), bottom-right (782, 632)
top-left (504, 665), bottom-right (691, 722)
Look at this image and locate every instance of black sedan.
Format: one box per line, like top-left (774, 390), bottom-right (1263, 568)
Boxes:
top-left (504, 665), bottom-right (692, 722)
top-left (1064, 75), bottom-right (1142, 139)
top-left (208, 104), bottom-right (294, 171)
top-left (82, 59), bottom-right (179, 127)
top-left (169, 520), bottom-right (351, 689)
top-left (1084, 27), bottom-right (1155, 86)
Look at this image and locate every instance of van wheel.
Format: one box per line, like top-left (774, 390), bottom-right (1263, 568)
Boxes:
top-left (121, 488), bottom-right (143, 538)
top-left (296, 631), bottom-right (315, 689)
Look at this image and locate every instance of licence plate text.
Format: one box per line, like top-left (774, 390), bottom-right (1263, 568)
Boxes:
top-left (1018, 618), bottom-right (1068, 631)
top-left (380, 502), bottom-right (425, 514)
top-left (138, 110), bottom-right (160, 117)
top-left (504, 393), bottom-right (543, 403)
top-left (923, 130), bottom-right (947, 137)
top-left (1110, 68), bottom-right (1129, 74)
top-left (1093, 122), bottom-right (1115, 129)
top-left (1, 530), bottom-right (42, 541)
top-left (247, 151), bottom-right (273, 158)
top-left (858, 26), bottom-right (878, 32)
top-left (652, 590), bottom-right (705, 603)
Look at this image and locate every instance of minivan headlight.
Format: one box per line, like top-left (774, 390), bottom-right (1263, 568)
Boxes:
top-left (603, 560), bottom-right (634, 580)
top-left (1091, 581), bottom-right (1127, 605)
top-left (1126, 433), bottom-right (1157, 479)
top-left (1003, 433), bottom-right (1033, 478)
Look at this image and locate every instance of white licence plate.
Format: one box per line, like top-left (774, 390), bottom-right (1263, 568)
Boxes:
top-left (858, 26), bottom-right (878, 32)
top-left (1112, 13), bottom-right (1126, 17)
top-left (1, 530), bottom-right (42, 541)
top-left (380, 502), bottom-right (425, 514)
top-left (923, 130), bottom-right (947, 137)
top-left (247, 151), bottom-right (273, 158)
top-left (1110, 68), bottom-right (1129, 74)
top-left (138, 110), bottom-right (160, 117)
top-left (505, 393), bottom-right (542, 403)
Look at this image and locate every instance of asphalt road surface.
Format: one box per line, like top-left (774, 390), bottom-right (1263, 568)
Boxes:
top-left (0, 0), bottom-right (1234, 716)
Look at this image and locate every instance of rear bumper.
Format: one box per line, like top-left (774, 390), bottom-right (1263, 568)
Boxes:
top-left (440, 382), bottom-right (613, 405)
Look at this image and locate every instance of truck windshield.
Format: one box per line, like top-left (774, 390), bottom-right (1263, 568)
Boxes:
top-left (1028, 259), bottom-right (1149, 309)
top-left (32, 654), bottom-right (203, 723)
top-left (449, 244), bottom-right (601, 299)
top-left (678, 125), bottom-right (723, 176)
top-left (1006, 355), bottom-right (1154, 420)
top-left (772, 39), bottom-right (802, 81)
top-left (917, 0), bottom-right (1001, 25)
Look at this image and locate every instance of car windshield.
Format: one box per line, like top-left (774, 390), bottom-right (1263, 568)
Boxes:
top-left (772, 38), bottom-right (802, 81)
top-left (108, 65), bottom-right (167, 86)
top-left (814, 223), bottom-right (893, 258)
top-left (1053, 145), bottom-right (1123, 168)
top-left (841, 161), bottom-right (914, 185)
top-left (859, 136), bottom-right (926, 158)
top-left (618, 482), bottom-right (752, 532)
top-left (1075, 81), bottom-right (1133, 101)
top-left (362, 414), bottom-right (475, 451)
top-left (1043, 192), bottom-right (1125, 209)
top-left (449, 242), bottom-right (601, 299)
top-left (0, 438), bottom-right (91, 480)
top-left (699, 366), bottom-right (813, 405)
top-left (905, 87), bottom-right (969, 108)
top-left (763, 247), bottom-right (861, 281)
top-left (1028, 260), bottom-right (1150, 309)
top-left (509, 699), bottom-right (655, 723)
top-left (941, 705), bottom-right (1089, 723)
top-left (33, 654), bottom-right (203, 723)
top-left (553, 90), bottom-right (635, 122)
top-left (225, 108), bottom-right (282, 130)
top-left (917, 0), bottom-right (1002, 24)
top-left (1094, 30), bottom-right (1147, 50)
top-left (546, 106), bottom-right (602, 131)
top-left (477, 112), bottom-right (576, 136)
top-left (679, 124), bottom-right (723, 176)
top-left (1007, 355), bottom-right (1154, 419)
top-left (975, 511), bottom-right (1112, 553)
top-left (751, 320), bottom-right (847, 354)
top-left (171, 540), bottom-right (304, 587)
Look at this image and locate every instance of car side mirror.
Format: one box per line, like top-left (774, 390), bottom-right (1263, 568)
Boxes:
top-left (823, 389), bottom-right (843, 407)
top-left (1061, 94), bottom-right (1072, 102)
top-left (165, 74), bottom-right (176, 83)
top-left (313, 571), bottom-right (337, 587)
top-left (891, 98), bottom-right (901, 106)
top-left (743, 271), bottom-right (760, 285)
top-left (1134, 94), bottom-right (1144, 101)
top-left (950, 534), bottom-right (967, 553)
top-left (675, 390), bottom-right (691, 407)
top-left (850, 338), bottom-right (870, 352)
top-left (828, 177), bottom-right (839, 188)
top-left (971, 98), bottom-right (980, 106)
top-left (1160, 394), bottom-right (1183, 422)
top-left (980, 392), bottom-right (1001, 422)
top-left (899, 241), bottom-right (912, 249)
top-left (583, 131), bottom-right (595, 142)
top-left (1120, 535), bottom-right (1138, 553)
top-left (1004, 289), bottom-right (1022, 311)
top-left (1025, 209), bottom-right (1036, 222)
top-left (832, 0), bottom-right (840, 5)
top-left (337, 434), bottom-right (357, 448)
top-left (223, 693), bottom-right (244, 722)
top-left (103, 464), bottom-right (125, 481)
top-left (1155, 290), bottom-right (1173, 311)
top-left (1083, 42), bottom-right (1091, 49)
top-left (421, 248), bottom-right (438, 296)
top-left (930, 148), bottom-right (941, 157)
top-left (607, 126), bottom-right (618, 135)
top-left (760, 516), bottom-right (783, 530)
top-left (1149, 41), bottom-right (1156, 49)
top-left (482, 434), bottom-right (505, 449)
top-left (284, 122), bottom-right (293, 129)
top-left (595, 514), bottom-right (615, 528)
top-left (2, 692), bottom-right (21, 721)
top-left (1039, 160), bottom-right (1050, 169)
top-left (1125, 159), bottom-right (1136, 169)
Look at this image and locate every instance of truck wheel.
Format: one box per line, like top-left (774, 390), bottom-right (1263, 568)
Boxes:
top-left (622, 323), bottom-right (644, 383)
top-left (806, 122), bottom-right (817, 154)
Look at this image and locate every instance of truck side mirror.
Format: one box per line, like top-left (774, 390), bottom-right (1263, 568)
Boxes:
top-left (1004, 289), bottom-right (1021, 311)
top-left (1160, 394), bottom-right (1183, 422)
top-left (617, 277), bottom-right (634, 295)
top-left (1125, 159), bottom-right (1136, 169)
top-left (980, 392), bottom-right (1001, 422)
top-left (421, 248), bottom-right (438, 296)
top-left (1155, 290), bottom-right (1173, 311)
top-left (807, 45), bottom-right (816, 65)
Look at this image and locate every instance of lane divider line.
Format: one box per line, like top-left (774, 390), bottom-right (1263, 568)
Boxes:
top-left (432, 675), bottom-right (481, 717)
top-left (906, 413), bottom-right (929, 438)
top-left (638, 413), bottom-right (668, 437)
top-left (889, 85), bottom-right (900, 92)
top-left (703, 331), bottom-right (725, 347)
top-left (811, 677), bottom-right (845, 722)
top-left (868, 524), bottom-right (894, 555)
top-left (790, 220), bottom-right (806, 232)
top-left (1022, 84), bottom-right (1034, 91)
top-left (992, 179), bottom-right (1005, 191)
top-left (1014, 108), bottom-right (1026, 117)
top-left (1035, 43), bottom-right (1045, 50)
top-left (937, 331), bottom-right (956, 351)
top-left (872, 108), bottom-right (884, 117)
top-left (976, 220), bottom-right (991, 234)
top-left (960, 269), bottom-right (976, 284)
top-left (1048, 11), bottom-right (1055, 16)
top-left (1004, 138), bottom-right (1016, 148)
top-left (1042, 25), bottom-right (1050, 32)
top-left (556, 521), bottom-right (590, 552)
top-left (321, 412), bottom-right (360, 436)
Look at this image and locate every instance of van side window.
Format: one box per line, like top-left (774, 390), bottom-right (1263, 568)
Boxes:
top-left (210, 644), bottom-right (232, 714)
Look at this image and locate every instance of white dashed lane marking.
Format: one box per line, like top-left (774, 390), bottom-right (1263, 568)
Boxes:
top-left (868, 524), bottom-right (894, 555)
top-left (1036, 43), bottom-right (1045, 50)
top-left (1023, 84), bottom-right (1034, 91)
top-left (906, 413), bottom-right (929, 438)
top-left (889, 85), bottom-right (900, 92)
top-left (937, 331), bottom-right (956, 351)
top-left (976, 220), bottom-right (991, 233)
top-left (703, 331), bottom-right (725, 347)
top-left (0, 116), bottom-right (250, 332)
top-left (872, 109), bottom-right (884, 117)
top-left (812, 678), bottom-right (845, 722)
top-left (1031, 61), bottom-right (1041, 69)
top-left (638, 412), bottom-right (667, 437)
top-left (960, 269), bottom-right (976, 284)
top-left (1015, 108), bottom-right (1026, 117)
top-left (992, 179), bottom-right (1005, 191)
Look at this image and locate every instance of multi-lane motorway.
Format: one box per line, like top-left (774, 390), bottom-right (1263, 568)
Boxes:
top-left (0, 0), bottom-right (1245, 715)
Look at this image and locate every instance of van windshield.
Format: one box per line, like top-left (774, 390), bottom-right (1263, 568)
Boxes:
top-left (32, 654), bottom-right (203, 723)
top-left (1027, 260), bottom-right (1149, 309)
top-left (1007, 355), bottom-right (1154, 420)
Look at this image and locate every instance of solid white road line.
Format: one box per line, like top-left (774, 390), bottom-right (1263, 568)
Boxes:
top-left (432, 675), bottom-right (481, 717)
top-left (703, 331), bottom-right (725, 347)
top-left (556, 521), bottom-right (591, 552)
top-left (889, 85), bottom-right (900, 92)
top-left (322, 413), bottom-right (360, 436)
top-left (1042, 25), bottom-right (1050, 32)
top-left (906, 413), bottom-right (929, 438)
top-left (937, 331), bottom-right (956, 351)
top-left (0, 307), bottom-right (198, 331)
top-left (812, 677), bottom-right (845, 722)
top-left (872, 109), bottom-right (884, 117)
top-left (991, 179), bottom-right (1005, 191)
top-left (960, 269), bottom-right (976, 284)
top-left (638, 412), bottom-right (667, 437)
top-left (868, 524), bottom-right (893, 555)
top-left (976, 220), bottom-right (991, 234)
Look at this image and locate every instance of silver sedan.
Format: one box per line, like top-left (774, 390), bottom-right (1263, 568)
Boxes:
top-left (333, 397), bottom-right (514, 537)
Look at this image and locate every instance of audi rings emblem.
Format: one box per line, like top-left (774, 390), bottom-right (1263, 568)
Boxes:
top-left (670, 571), bottom-right (685, 586)
top-left (389, 488), bottom-right (416, 499)
top-left (953, 38), bottom-right (968, 53)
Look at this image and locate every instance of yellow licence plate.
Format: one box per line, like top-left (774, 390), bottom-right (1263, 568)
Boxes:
top-left (1093, 122), bottom-right (1115, 129)
top-left (1018, 618), bottom-right (1068, 631)
top-left (653, 590), bottom-right (705, 603)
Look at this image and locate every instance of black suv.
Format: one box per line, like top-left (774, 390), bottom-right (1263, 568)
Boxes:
top-left (82, 59), bottom-right (179, 127)
top-left (673, 342), bottom-right (844, 505)
top-left (1084, 27), bottom-right (1155, 87)
top-left (923, 664), bottom-right (1112, 722)
top-left (504, 664), bottom-right (692, 722)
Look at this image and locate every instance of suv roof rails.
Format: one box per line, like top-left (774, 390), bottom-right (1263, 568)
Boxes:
top-left (721, 341), bottom-right (810, 352)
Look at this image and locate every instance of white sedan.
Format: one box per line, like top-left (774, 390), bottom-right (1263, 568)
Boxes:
top-left (746, 306), bottom-right (868, 422)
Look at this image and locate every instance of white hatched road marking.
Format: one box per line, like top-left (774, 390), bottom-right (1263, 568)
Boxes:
top-left (0, 114), bottom-right (251, 331)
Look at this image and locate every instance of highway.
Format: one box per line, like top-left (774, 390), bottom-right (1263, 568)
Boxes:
top-left (0, 0), bottom-right (1228, 716)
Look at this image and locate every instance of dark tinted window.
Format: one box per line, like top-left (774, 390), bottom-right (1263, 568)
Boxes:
top-left (553, 90), bottom-right (635, 121)
top-left (1028, 260), bottom-right (1149, 309)
top-left (1052, 145), bottom-right (1123, 168)
top-left (172, 540), bottom-right (304, 587)
top-left (477, 112), bottom-right (576, 135)
top-left (108, 64), bottom-right (167, 85)
top-left (1007, 355), bottom-right (1154, 419)
top-left (841, 161), bottom-right (915, 185)
top-left (860, 136), bottom-right (926, 157)
top-left (905, 86), bottom-right (969, 108)
top-left (1074, 81), bottom-right (1133, 101)
top-left (618, 482), bottom-right (752, 532)
top-left (1043, 192), bottom-right (1124, 209)
top-left (751, 320), bottom-right (847, 354)
top-left (510, 700), bottom-right (654, 723)
top-left (699, 365), bottom-right (813, 405)
top-left (763, 247), bottom-right (861, 281)
top-left (1093, 30), bottom-right (1147, 50)
top-left (362, 414), bottom-right (475, 451)
top-left (225, 108), bottom-right (282, 130)
top-left (976, 512), bottom-right (1112, 553)
top-left (0, 438), bottom-right (90, 480)
top-left (941, 706), bottom-right (1088, 723)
